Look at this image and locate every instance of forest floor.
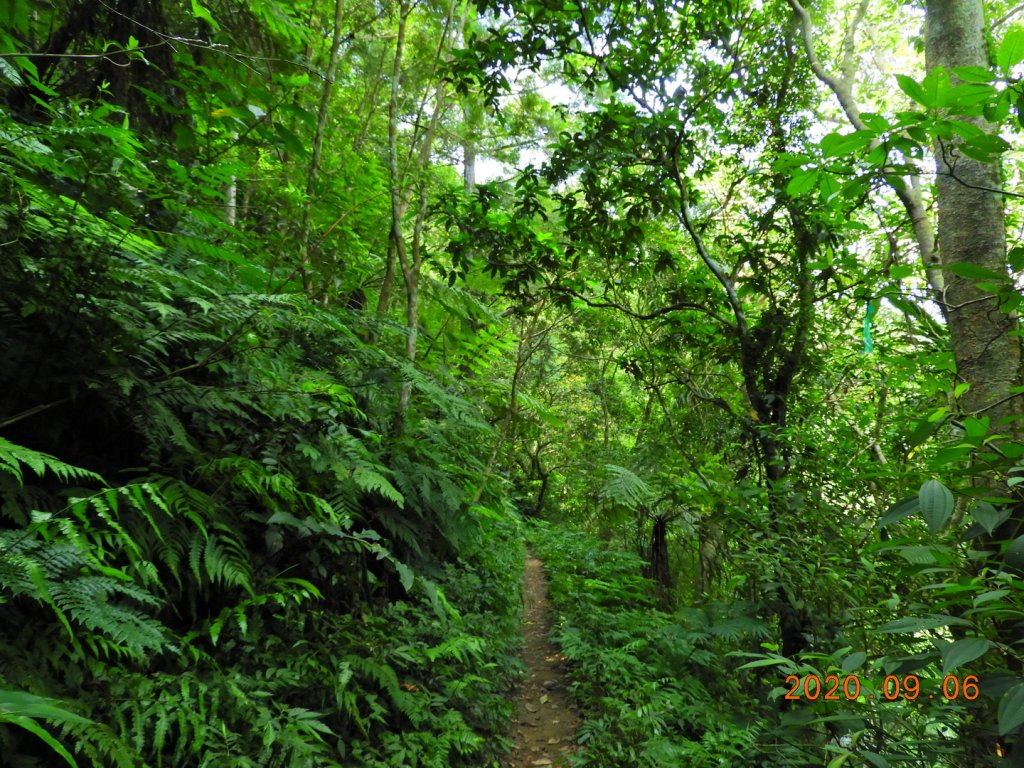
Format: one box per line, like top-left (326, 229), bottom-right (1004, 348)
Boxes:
top-left (502, 554), bottom-right (581, 768)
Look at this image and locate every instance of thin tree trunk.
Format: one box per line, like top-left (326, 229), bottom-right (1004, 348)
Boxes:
top-left (387, 0), bottom-right (460, 426)
top-left (299, 0), bottom-right (348, 295)
top-left (472, 312), bottom-right (546, 504)
top-left (386, 1), bottom-right (410, 425)
top-left (788, 0), bottom-right (946, 310)
top-left (225, 176), bottom-right (237, 226)
top-left (376, 240), bottom-right (397, 317)
top-left (648, 513), bottom-right (673, 607)
top-left (463, 136), bottom-right (476, 190)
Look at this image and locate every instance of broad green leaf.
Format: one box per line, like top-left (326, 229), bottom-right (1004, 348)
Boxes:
top-left (841, 651), bottom-right (867, 672)
top-left (985, 90), bottom-right (1013, 123)
top-left (940, 638), bottom-right (991, 674)
top-left (974, 589), bottom-right (1010, 607)
top-left (394, 561), bottom-right (414, 592)
top-left (998, 684), bottom-right (1024, 735)
top-left (898, 545), bottom-right (941, 565)
top-left (0, 691), bottom-right (91, 725)
top-left (786, 169), bottom-right (819, 196)
top-left (945, 83), bottom-right (999, 109)
top-left (861, 752), bottom-right (890, 768)
top-left (878, 496), bottom-right (918, 528)
top-left (953, 66), bottom-right (996, 83)
top-left (1004, 535), bottom-right (1024, 570)
top-left (190, 0), bottom-right (219, 30)
top-left (969, 501), bottom-right (1005, 534)
top-left (274, 124), bottom-right (308, 156)
top-left (889, 264), bottom-right (914, 280)
top-left (919, 479), bottom-right (954, 533)
top-left (922, 67), bottom-right (951, 107)
top-left (819, 174), bottom-right (840, 201)
top-left (944, 119), bottom-right (984, 141)
top-left (896, 74), bottom-right (927, 105)
top-left (878, 615), bottom-right (972, 633)
top-left (1010, 247), bottom-right (1024, 272)
top-left (0, 716), bottom-right (78, 767)
top-left (963, 416), bottom-right (990, 442)
top-left (820, 131), bottom-right (872, 158)
top-left (960, 134), bottom-right (1012, 161)
top-left (907, 418), bottom-right (940, 448)
top-left (998, 27), bottom-right (1024, 71)
top-left (736, 655), bottom-right (792, 671)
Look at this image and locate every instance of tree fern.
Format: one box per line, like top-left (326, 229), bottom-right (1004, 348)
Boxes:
top-left (600, 463), bottom-right (655, 510)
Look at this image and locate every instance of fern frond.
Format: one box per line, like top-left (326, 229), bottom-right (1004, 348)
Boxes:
top-left (0, 438), bottom-right (103, 486)
top-left (600, 464), bottom-right (654, 510)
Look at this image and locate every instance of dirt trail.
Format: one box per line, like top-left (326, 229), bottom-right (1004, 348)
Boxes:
top-left (503, 555), bottom-right (581, 768)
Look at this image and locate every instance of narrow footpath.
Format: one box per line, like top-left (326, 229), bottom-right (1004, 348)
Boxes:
top-left (503, 555), bottom-right (581, 768)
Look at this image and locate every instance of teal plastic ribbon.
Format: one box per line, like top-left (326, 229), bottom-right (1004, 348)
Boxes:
top-left (863, 300), bottom-right (877, 354)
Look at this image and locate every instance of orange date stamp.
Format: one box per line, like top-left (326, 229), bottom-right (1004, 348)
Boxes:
top-left (784, 674), bottom-right (980, 701)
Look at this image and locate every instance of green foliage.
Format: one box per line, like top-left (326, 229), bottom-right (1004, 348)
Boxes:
top-left (0, 1), bottom-right (525, 763)
top-left (599, 464), bottom-right (655, 512)
top-left (527, 522), bottom-right (768, 767)
top-left (5, 0), bottom-right (1024, 765)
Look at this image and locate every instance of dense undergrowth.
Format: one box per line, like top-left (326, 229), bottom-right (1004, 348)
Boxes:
top-left (0, 189), bottom-right (526, 764)
top-left (0, 237), bottom-right (526, 764)
top-left (0, 12), bottom-right (526, 761)
top-left (527, 522), bottom-right (782, 767)
top-left (2, 423), bottom-right (524, 768)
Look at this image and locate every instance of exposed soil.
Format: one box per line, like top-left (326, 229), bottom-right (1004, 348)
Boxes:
top-left (502, 555), bottom-right (582, 768)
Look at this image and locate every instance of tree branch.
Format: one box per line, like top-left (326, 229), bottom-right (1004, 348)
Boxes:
top-left (994, 2), bottom-right (1024, 30)
top-left (558, 287), bottom-right (735, 329)
top-left (788, 0), bottom-right (946, 310)
top-left (787, 0), bottom-right (866, 131)
top-left (667, 153), bottom-right (749, 341)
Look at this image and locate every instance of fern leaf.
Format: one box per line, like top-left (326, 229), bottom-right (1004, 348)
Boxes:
top-left (0, 438), bottom-right (102, 486)
top-left (600, 464), bottom-right (654, 510)
top-left (352, 465), bottom-right (405, 508)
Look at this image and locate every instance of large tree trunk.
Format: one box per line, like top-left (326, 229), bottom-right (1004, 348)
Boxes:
top-left (927, 2), bottom-right (1024, 760)
top-left (926, 1), bottom-right (1022, 431)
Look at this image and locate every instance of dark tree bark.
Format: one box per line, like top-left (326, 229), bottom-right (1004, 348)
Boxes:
top-left (646, 513), bottom-right (674, 608)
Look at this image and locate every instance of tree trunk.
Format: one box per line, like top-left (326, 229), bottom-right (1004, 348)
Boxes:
top-left (648, 514), bottom-right (673, 608)
top-left (463, 133), bottom-right (477, 191)
top-left (926, 0), bottom-right (1022, 430)
top-left (788, 0), bottom-right (946, 309)
top-left (927, 3), bottom-right (1024, 759)
top-left (697, 512), bottom-right (722, 596)
top-left (387, 1), bottom-right (458, 428)
top-left (299, 0), bottom-right (347, 295)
